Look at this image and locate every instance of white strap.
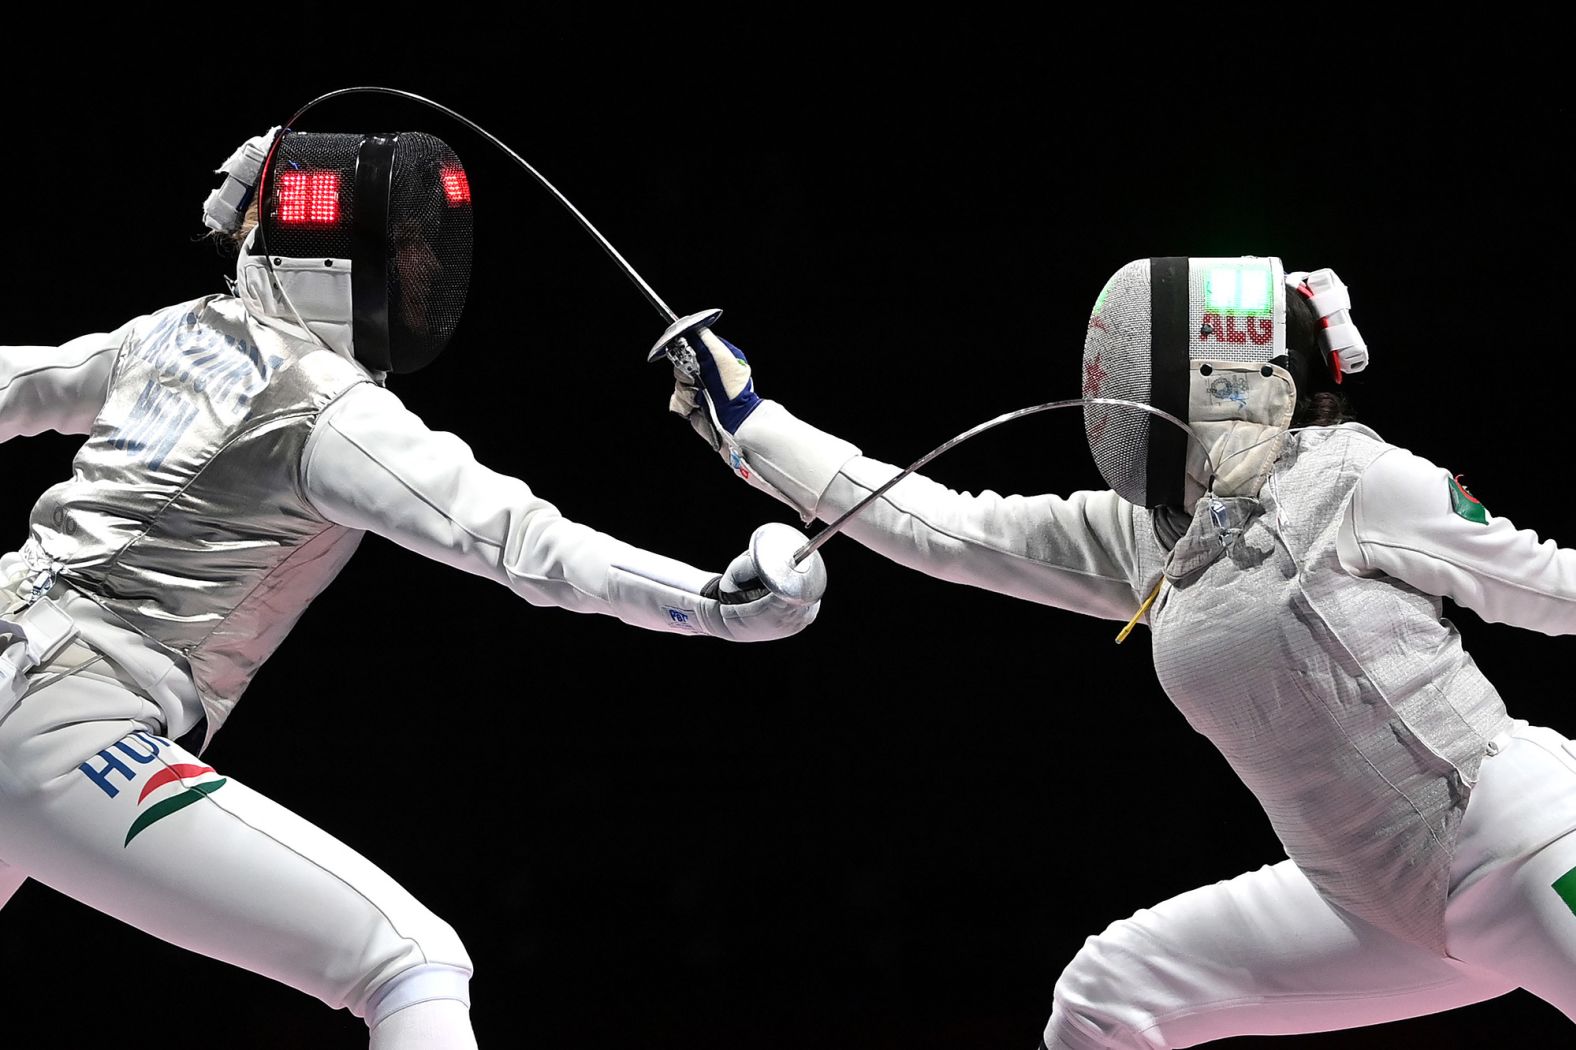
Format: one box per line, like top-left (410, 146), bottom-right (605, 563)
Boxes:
top-left (1323, 320), bottom-right (1364, 354)
top-left (1286, 266), bottom-right (1370, 376)
top-left (1304, 268), bottom-right (1352, 315)
top-left (200, 126), bottom-right (280, 233)
top-left (16, 597), bottom-right (80, 665)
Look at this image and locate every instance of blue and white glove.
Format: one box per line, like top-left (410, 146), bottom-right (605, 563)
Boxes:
top-left (661, 326), bottom-right (860, 519)
top-left (665, 327), bottom-right (781, 491)
top-left (667, 328), bottom-right (763, 470)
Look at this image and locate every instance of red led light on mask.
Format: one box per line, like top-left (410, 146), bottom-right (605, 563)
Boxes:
top-left (278, 171), bottom-right (341, 224)
top-left (441, 167), bottom-right (471, 204)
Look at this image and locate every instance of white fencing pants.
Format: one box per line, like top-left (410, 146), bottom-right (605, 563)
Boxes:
top-left (0, 664), bottom-right (474, 1043)
top-left (1042, 723), bottom-right (1576, 1048)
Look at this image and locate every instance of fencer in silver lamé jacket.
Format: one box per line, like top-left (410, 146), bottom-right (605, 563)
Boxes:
top-left (725, 399), bottom-right (1576, 955)
top-left (14, 297), bottom-right (368, 749)
top-left (1, 291), bottom-right (818, 752)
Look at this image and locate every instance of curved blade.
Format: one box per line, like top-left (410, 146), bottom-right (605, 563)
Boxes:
top-left (791, 397), bottom-right (1210, 565)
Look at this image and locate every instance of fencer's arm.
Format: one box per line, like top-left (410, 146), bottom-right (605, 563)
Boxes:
top-left (731, 399), bottom-right (1148, 622)
top-left (0, 328), bottom-right (129, 442)
top-left (1337, 446), bottom-right (1576, 635)
top-left (301, 384), bottom-right (798, 640)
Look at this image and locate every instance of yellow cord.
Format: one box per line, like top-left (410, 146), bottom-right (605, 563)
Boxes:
top-left (1116, 577), bottom-right (1165, 644)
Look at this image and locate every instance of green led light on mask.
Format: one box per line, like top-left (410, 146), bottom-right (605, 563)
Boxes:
top-left (1206, 264), bottom-right (1273, 316)
top-left (1093, 275), bottom-right (1117, 314)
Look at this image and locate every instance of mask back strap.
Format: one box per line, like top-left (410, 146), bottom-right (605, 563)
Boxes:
top-left (1148, 256), bottom-right (1191, 510)
top-left (352, 134), bottom-right (397, 374)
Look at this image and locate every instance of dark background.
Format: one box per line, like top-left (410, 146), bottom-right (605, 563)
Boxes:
top-left (2, 26), bottom-right (1571, 1049)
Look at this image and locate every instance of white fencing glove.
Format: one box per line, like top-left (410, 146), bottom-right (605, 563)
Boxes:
top-left (702, 522), bottom-right (827, 642)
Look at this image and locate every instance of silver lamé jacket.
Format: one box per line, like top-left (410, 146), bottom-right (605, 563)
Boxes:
top-left (1, 288), bottom-right (815, 750)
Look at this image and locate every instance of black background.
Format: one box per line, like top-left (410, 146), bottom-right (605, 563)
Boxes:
top-left (2, 24), bottom-right (1572, 1050)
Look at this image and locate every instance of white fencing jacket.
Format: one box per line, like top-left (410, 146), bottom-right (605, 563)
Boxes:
top-left (732, 399), bottom-right (1576, 953)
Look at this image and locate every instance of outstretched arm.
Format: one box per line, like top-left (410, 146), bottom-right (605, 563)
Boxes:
top-left (1337, 446), bottom-right (1576, 636)
top-left (667, 330), bottom-right (1152, 622)
top-left (1, 326), bottom-right (133, 442)
top-left (301, 383), bottom-right (821, 642)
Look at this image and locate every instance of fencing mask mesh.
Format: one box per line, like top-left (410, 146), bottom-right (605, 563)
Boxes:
top-left (1083, 257), bottom-right (1290, 509)
top-left (259, 131), bottom-right (473, 374)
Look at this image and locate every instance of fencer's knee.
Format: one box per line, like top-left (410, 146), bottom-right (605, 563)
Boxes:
top-left (1044, 916), bottom-right (1170, 1050)
top-left (364, 961), bottom-right (474, 1032)
top-left (348, 909), bottom-right (473, 1021)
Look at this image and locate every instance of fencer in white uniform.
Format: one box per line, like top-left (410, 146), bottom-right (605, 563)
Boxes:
top-left (0, 129), bottom-right (824, 1049)
top-left (661, 256), bottom-right (1576, 1047)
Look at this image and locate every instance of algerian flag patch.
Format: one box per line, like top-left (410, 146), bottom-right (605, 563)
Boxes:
top-left (1449, 474), bottom-right (1488, 524)
top-left (1553, 864), bottom-right (1576, 916)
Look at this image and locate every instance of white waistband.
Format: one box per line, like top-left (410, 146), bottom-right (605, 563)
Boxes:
top-left (1486, 719), bottom-right (1559, 758)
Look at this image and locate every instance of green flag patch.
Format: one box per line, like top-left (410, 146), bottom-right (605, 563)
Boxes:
top-left (1448, 474), bottom-right (1488, 524)
top-left (1554, 865), bottom-right (1576, 916)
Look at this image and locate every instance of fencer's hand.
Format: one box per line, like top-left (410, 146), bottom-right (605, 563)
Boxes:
top-left (667, 328), bottom-right (762, 451)
top-left (701, 523), bottom-right (827, 642)
top-left (706, 548), bottom-right (772, 605)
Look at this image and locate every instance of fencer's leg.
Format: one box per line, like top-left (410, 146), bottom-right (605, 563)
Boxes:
top-left (1471, 836), bottom-right (1576, 1018)
top-left (365, 960), bottom-right (479, 1050)
top-left (1043, 860), bottom-right (1513, 1050)
top-left (0, 672), bottom-right (476, 1048)
top-left (0, 858), bottom-right (25, 911)
top-left (371, 999), bottom-right (478, 1050)
top-left (1444, 725), bottom-right (1576, 1019)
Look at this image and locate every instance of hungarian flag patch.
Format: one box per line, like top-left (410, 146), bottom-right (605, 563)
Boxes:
top-left (1449, 474), bottom-right (1488, 524)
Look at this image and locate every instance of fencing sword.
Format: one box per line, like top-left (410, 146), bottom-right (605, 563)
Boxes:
top-left (272, 92), bottom-right (1210, 607)
top-left (276, 86), bottom-right (725, 358)
top-left (269, 88), bottom-right (785, 598)
top-left (725, 399), bottom-right (1212, 601)
top-left (793, 398), bottom-right (1217, 563)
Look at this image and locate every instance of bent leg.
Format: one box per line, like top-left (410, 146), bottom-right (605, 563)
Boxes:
top-left (1446, 725), bottom-right (1576, 1019)
top-left (0, 672), bottom-right (475, 1047)
top-left (1043, 860), bottom-right (1512, 1050)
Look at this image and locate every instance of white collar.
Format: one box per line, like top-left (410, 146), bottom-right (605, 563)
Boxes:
top-left (233, 230), bottom-right (385, 384)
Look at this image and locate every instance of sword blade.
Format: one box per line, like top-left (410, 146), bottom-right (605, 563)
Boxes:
top-left (285, 86), bottom-right (679, 322)
top-left (791, 398), bottom-right (1208, 565)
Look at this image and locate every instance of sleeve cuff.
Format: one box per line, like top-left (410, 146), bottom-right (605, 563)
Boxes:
top-left (732, 400), bottom-right (863, 521)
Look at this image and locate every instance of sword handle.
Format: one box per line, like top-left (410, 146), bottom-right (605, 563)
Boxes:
top-left (646, 308), bottom-right (724, 368)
